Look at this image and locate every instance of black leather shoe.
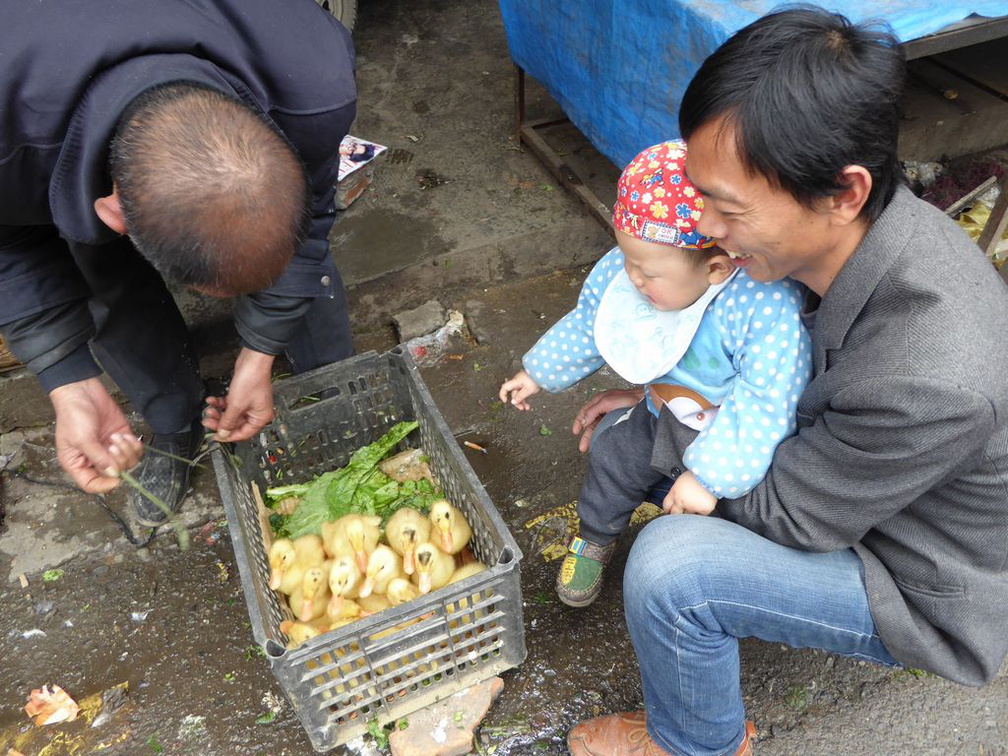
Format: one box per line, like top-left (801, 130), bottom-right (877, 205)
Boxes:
top-left (131, 420), bottom-right (205, 527)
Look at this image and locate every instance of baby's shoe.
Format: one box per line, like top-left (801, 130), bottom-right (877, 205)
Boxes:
top-left (556, 536), bottom-right (616, 608)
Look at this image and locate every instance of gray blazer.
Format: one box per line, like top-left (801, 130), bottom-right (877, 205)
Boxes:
top-left (718, 186), bottom-right (1008, 686)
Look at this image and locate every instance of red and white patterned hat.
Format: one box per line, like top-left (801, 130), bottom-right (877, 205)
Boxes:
top-left (613, 140), bottom-right (715, 250)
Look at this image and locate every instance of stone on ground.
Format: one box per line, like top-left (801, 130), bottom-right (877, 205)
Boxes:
top-left (388, 676), bottom-right (504, 756)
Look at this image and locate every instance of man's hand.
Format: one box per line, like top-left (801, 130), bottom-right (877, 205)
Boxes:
top-left (572, 388), bottom-right (645, 453)
top-left (203, 348), bottom-right (276, 443)
top-left (663, 471), bottom-right (718, 515)
top-left (49, 378), bottom-right (143, 493)
top-left (499, 370), bottom-right (541, 411)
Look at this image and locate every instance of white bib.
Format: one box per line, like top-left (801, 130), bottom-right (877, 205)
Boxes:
top-left (595, 268), bottom-right (736, 385)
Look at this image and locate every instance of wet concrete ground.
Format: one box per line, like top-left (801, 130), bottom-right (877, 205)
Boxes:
top-left (2, 0), bottom-right (1008, 754)
top-left (3, 270), bottom-right (1007, 756)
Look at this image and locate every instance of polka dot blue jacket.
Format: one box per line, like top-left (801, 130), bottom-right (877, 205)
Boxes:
top-left (523, 248), bottom-right (812, 498)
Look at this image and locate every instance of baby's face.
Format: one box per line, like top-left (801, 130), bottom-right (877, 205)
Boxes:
top-left (616, 230), bottom-right (716, 311)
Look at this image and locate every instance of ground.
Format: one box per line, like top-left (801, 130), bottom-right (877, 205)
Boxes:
top-left (2, 0), bottom-right (1007, 754)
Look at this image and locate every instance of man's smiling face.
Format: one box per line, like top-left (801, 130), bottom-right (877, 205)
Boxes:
top-left (685, 115), bottom-right (837, 288)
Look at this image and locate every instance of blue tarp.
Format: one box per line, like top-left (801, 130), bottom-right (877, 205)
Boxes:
top-left (499, 0), bottom-right (1008, 168)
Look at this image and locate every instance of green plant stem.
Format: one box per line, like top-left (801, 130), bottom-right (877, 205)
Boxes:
top-left (119, 470), bottom-right (190, 551)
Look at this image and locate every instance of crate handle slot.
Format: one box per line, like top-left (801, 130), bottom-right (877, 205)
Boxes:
top-left (265, 639), bottom-right (288, 660)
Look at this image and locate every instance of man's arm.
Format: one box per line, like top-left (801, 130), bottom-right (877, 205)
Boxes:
top-left (718, 375), bottom-right (995, 551)
top-left (0, 227), bottom-right (100, 390)
top-left (212, 109), bottom-right (350, 440)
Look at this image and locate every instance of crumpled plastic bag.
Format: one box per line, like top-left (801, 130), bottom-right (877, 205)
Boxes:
top-left (404, 310), bottom-right (466, 366)
top-left (24, 684), bottom-right (80, 725)
top-left (956, 200), bottom-right (1008, 266)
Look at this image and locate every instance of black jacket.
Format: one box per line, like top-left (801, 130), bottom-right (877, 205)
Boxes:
top-left (0, 0), bottom-right (356, 389)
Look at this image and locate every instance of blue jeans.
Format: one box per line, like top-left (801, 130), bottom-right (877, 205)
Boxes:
top-left (624, 515), bottom-right (900, 756)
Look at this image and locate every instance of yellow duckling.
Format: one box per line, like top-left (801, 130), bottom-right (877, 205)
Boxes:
top-left (282, 620), bottom-right (323, 650)
top-left (385, 577), bottom-right (421, 607)
top-left (326, 598), bottom-right (368, 630)
top-left (289, 561), bottom-right (333, 623)
top-left (326, 554), bottom-right (363, 618)
top-left (321, 514), bottom-right (382, 572)
top-left (411, 542), bottom-right (456, 594)
top-left (385, 507), bottom-right (431, 576)
top-left (446, 561), bottom-right (487, 586)
top-left (359, 545), bottom-right (404, 598)
top-left (369, 578), bottom-right (426, 647)
top-left (357, 592), bottom-right (392, 614)
top-left (445, 562), bottom-right (491, 628)
top-left (268, 534), bottom-right (326, 595)
top-left (428, 499), bottom-right (473, 556)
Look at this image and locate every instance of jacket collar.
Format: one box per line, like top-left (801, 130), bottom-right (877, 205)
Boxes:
top-left (49, 54), bottom-right (239, 245)
top-left (812, 185), bottom-right (917, 366)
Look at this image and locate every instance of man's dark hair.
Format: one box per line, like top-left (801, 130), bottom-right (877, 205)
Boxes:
top-left (110, 82), bottom-right (312, 293)
top-left (679, 6), bottom-right (906, 222)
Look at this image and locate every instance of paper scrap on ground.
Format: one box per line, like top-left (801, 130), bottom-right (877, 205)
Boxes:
top-left (339, 135), bottom-right (387, 181)
top-left (24, 684), bottom-right (80, 725)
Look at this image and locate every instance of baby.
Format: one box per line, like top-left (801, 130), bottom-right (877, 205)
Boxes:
top-left (499, 140), bottom-right (812, 607)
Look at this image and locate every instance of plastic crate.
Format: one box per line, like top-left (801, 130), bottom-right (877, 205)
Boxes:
top-left (212, 349), bottom-right (526, 751)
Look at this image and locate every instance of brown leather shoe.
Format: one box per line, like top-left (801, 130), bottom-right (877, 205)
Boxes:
top-left (567, 711), bottom-right (756, 756)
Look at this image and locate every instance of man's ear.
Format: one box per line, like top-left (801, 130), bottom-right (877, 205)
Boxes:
top-left (829, 166), bottom-right (872, 226)
top-left (706, 253), bottom-right (735, 285)
top-left (93, 186), bottom-right (127, 235)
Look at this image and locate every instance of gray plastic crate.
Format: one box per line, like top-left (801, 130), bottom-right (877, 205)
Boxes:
top-left (211, 349), bottom-right (526, 752)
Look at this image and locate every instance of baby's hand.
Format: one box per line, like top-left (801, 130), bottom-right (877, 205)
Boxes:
top-left (499, 370), bottom-right (541, 411)
top-left (662, 471), bottom-right (718, 516)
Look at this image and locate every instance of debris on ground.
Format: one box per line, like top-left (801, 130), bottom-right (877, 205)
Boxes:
top-left (523, 502), bottom-right (579, 561)
top-left (394, 299), bottom-right (447, 342)
top-left (23, 684), bottom-right (79, 725)
top-left (387, 677), bottom-right (505, 756)
top-left (524, 500), bottom-right (663, 562)
top-left (404, 310), bottom-right (467, 366)
top-left (89, 682), bottom-right (129, 729)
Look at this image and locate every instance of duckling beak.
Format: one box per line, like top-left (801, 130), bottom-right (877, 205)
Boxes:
top-left (355, 550), bottom-right (368, 573)
top-left (299, 600), bottom-right (314, 622)
top-left (269, 568), bottom-right (283, 591)
top-left (440, 529), bottom-right (454, 553)
top-left (327, 595), bottom-right (343, 617)
top-left (359, 577), bottom-right (375, 598)
top-left (403, 549), bottom-right (416, 575)
top-left (418, 571), bottom-right (432, 594)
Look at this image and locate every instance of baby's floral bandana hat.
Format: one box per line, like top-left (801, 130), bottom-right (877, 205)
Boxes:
top-left (613, 140), bottom-right (716, 250)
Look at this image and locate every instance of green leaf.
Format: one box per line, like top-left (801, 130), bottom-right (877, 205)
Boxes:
top-left (42, 569), bottom-right (64, 582)
top-left (256, 712), bottom-right (277, 725)
top-left (285, 421), bottom-right (419, 538)
top-left (147, 735), bottom-right (163, 754)
top-left (264, 482), bottom-right (310, 503)
top-left (269, 513), bottom-right (290, 538)
top-left (367, 718), bottom-right (390, 749)
top-left (538, 424), bottom-right (552, 436)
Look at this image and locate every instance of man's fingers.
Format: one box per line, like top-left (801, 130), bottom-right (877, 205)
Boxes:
top-left (65, 452), bottom-right (122, 494)
top-left (214, 409), bottom-right (273, 443)
top-left (108, 432), bottom-right (143, 471)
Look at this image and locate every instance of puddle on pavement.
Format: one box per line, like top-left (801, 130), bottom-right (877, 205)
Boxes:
top-left (334, 209), bottom-right (450, 284)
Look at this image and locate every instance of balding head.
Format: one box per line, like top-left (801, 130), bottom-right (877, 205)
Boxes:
top-left (109, 82), bottom-right (311, 295)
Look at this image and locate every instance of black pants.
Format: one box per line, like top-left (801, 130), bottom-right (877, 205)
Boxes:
top-left (76, 237), bottom-right (353, 434)
top-left (577, 402), bottom-right (697, 545)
